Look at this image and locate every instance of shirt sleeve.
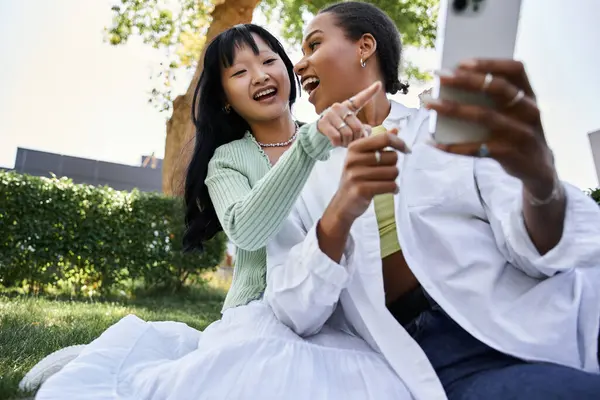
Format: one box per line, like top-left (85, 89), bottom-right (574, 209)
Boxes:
top-left (474, 158), bottom-right (600, 278)
top-left (265, 204), bottom-right (356, 336)
top-left (205, 122), bottom-right (333, 251)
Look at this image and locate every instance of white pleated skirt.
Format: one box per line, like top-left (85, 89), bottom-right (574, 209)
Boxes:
top-left (36, 300), bottom-right (413, 400)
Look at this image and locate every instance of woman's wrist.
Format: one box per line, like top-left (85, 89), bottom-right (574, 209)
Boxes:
top-left (522, 162), bottom-right (564, 206)
top-left (319, 204), bottom-right (354, 239)
top-left (315, 200), bottom-right (356, 264)
top-left (321, 190), bottom-right (359, 234)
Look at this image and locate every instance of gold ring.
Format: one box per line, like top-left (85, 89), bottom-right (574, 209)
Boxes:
top-left (505, 90), bottom-right (525, 108)
top-left (481, 73), bottom-right (493, 92)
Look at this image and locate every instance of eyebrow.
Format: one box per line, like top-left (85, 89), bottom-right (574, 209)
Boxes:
top-left (301, 29), bottom-right (323, 55)
top-left (303, 29), bottom-right (323, 44)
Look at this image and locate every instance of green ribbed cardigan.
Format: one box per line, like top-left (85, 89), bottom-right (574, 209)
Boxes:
top-left (205, 122), bottom-right (333, 311)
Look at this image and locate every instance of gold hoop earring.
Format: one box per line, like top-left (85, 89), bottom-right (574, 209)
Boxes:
top-left (360, 57), bottom-right (366, 68)
top-left (223, 104), bottom-right (231, 113)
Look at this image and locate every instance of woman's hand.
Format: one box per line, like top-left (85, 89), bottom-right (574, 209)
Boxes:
top-left (424, 58), bottom-right (567, 255)
top-left (317, 81), bottom-right (382, 147)
top-left (317, 130), bottom-right (409, 263)
top-left (425, 59), bottom-right (558, 201)
top-left (327, 130), bottom-right (410, 226)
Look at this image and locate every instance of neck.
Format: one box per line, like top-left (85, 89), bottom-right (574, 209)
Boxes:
top-left (249, 112), bottom-right (296, 145)
top-left (356, 90), bottom-right (391, 127)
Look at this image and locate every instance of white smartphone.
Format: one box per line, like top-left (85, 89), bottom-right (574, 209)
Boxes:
top-left (430, 0), bottom-right (523, 144)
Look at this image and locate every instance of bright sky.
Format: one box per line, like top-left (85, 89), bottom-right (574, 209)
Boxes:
top-left (0, 0), bottom-right (599, 189)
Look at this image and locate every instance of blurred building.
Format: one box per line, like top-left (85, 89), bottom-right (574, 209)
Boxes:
top-left (1, 147), bottom-right (162, 192)
top-left (589, 129), bottom-right (600, 184)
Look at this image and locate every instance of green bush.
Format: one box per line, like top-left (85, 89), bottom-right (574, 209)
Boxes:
top-left (0, 170), bottom-right (597, 295)
top-left (0, 171), bottom-right (226, 294)
top-left (590, 187), bottom-right (600, 205)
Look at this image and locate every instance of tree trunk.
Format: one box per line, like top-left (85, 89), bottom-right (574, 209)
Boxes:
top-left (162, 0), bottom-right (262, 195)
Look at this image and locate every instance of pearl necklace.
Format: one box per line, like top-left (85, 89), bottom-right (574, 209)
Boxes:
top-left (255, 122), bottom-right (299, 148)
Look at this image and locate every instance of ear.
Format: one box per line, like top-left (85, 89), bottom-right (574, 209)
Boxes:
top-left (221, 93), bottom-right (231, 109)
top-left (358, 33), bottom-right (377, 64)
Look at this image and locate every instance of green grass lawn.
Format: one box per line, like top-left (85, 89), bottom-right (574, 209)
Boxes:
top-left (0, 286), bottom-right (225, 399)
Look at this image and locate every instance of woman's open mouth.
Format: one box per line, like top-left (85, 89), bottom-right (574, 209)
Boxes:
top-left (253, 87), bottom-right (278, 102)
top-left (302, 77), bottom-right (320, 95)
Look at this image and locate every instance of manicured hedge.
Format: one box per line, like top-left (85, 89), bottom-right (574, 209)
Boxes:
top-left (0, 171), bottom-right (226, 295)
top-left (0, 170), bottom-right (598, 295)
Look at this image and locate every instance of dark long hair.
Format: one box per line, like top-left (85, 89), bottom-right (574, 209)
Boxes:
top-left (183, 24), bottom-right (299, 252)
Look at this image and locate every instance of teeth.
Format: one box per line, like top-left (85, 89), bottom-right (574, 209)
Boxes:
top-left (302, 77), bottom-right (320, 92)
top-left (254, 88), bottom-right (275, 99)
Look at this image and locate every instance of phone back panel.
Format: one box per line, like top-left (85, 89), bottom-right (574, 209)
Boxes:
top-left (431, 0), bottom-right (524, 144)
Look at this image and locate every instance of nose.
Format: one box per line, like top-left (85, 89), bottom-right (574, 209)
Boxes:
top-left (252, 72), bottom-right (269, 86)
top-left (294, 57), bottom-right (307, 77)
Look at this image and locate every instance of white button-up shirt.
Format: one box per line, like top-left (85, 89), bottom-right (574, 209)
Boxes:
top-left (265, 100), bottom-right (600, 400)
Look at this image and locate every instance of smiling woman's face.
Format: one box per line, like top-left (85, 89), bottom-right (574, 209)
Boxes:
top-left (221, 33), bottom-right (292, 124)
top-left (294, 12), bottom-right (369, 114)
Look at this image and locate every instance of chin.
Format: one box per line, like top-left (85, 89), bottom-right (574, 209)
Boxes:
top-left (311, 92), bottom-right (334, 115)
top-left (258, 105), bottom-right (290, 121)
top-left (311, 98), bottom-right (324, 115)
top-left (314, 102), bottom-right (328, 115)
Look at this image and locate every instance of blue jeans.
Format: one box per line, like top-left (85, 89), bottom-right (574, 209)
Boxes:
top-left (404, 305), bottom-right (600, 399)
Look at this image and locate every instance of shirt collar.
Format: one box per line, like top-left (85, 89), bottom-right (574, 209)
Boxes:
top-left (382, 99), bottom-right (415, 131)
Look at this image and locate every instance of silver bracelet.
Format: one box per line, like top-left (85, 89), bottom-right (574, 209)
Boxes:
top-left (523, 173), bottom-right (564, 207)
